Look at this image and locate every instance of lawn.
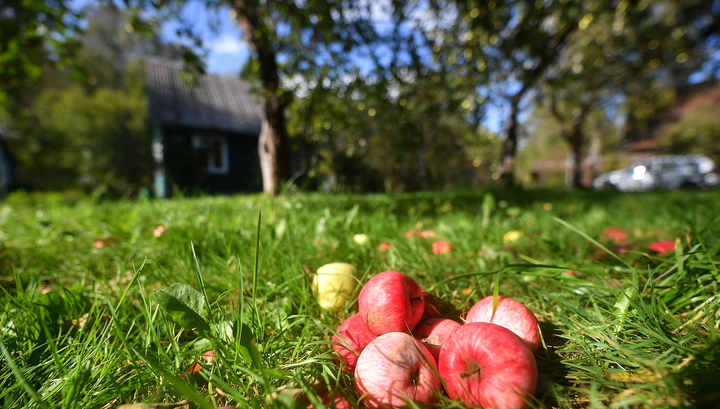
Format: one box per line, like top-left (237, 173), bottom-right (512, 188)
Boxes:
top-left (1, 188), bottom-right (719, 408)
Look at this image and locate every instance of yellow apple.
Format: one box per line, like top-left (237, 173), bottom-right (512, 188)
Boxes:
top-left (313, 262), bottom-right (360, 310)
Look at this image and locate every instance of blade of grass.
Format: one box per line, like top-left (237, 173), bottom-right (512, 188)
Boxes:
top-left (191, 241), bottom-right (212, 319)
top-left (490, 271), bottom-right (501, 323)
top-left (551, 216), bottom-right (631, 269)
top-left (252, 209), bottom-right (261, 328)
top-left (0, 342), bottom-right (48, 409)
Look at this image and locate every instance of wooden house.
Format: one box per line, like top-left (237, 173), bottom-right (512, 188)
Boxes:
top-left (145, 57), bottom-right (264, 197)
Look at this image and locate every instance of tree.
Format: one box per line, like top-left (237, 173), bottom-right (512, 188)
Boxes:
top-left (225, 0), bottom-right (389, 196)
top-left (660, 106), bottom-right (720, 163)
top-left (5, 3), bottom-right (176, 194)
top-left (440, 0), bottom-right (589, 187)
top-left (526, 0), bottom-right (720, 188)
top-left (9, 80), bottom-right (151, 193)
top-left (286, 67), bottom-right (497, 193)
top-left (0, 0), bottom-right (81, 104)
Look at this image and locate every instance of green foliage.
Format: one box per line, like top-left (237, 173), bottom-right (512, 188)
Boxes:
top-left (3, 3), bottom-right (181, 195)
top-left (288, 72), bottom-right (500, 192)
top-left (660, 107), bottom-right (720, 162)
top-left (8, 81), bottom-right (151, 194)
top-left (153, 283), bottom-right (211, 334)
top-left (0, 0), bottom-right (82, 102)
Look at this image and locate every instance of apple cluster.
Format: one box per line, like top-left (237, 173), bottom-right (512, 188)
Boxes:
top-left (331, 271), bottom-right (540, 409)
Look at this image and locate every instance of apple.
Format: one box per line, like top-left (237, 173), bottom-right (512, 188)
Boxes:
top-left (432, 240), bottom-right (452, 254)
top-left (358, 271), bottom-right (425, 335)
top-left (331, 313), bottom-right (377, 372)
top-left (412, 318), bottom-right (461, 362)
top-left (312, 262), bottom-right (360, 310)
top-left (187, 350), bottom-right (215, 375)
top-left (439, 323), bottom-right (538, 409)
top-left (465, 295), bottom-right (541, 353)
top-left (420, 291), bottom-right (443, 318)
top-left (355, 332), bottom-right (442, 409)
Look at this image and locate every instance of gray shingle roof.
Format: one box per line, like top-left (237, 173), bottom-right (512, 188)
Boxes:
top-left (145, 56), bottom-right (264, 136)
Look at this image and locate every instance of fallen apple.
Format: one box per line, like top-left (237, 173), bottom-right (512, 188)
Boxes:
top-left (312, 262), bottom-right (360, 310)
top-left (465, 295), bottom-right (542, 353)
top-left (358, 271), bottom-right (425, 335)
top-left (355, 332), bottom-right (442, 409)
top-left (439, 323), bottom-right (538, 409)
top-left (412, 317), bottom-right (461, 362)
top-left (332, 313), bottom-right (377, 372)
top-left (187, 350), bottom-right (215, 375)
top-left (421, 291), bottom-right (443, 318)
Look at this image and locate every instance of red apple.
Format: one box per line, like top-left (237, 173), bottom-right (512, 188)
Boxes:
top-left (421, 291), bottom-right (443, 318)
top-left (412, 318), bottom-right (461, 362)
top-left (432, 240), bottom-right (452, 254)
top-left (358, 271), bottom-right (425, 335)
top-left (439, 323), bottom-right (538, 409)
top-left (465, 295), bottom-right (541, 353)
top-left (331, 313), bottom-right (377, 372)
top-left (355, 332), bottom-right (442, 409)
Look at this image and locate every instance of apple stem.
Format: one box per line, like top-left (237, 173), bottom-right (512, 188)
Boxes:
top-left (410, 296), bottom-right (424, 301)
top-left (460, 367), bottom-right (481, 378)
top-left (411, 367), bottom-right (420, 386)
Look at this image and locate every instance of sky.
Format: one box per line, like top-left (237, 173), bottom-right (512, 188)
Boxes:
top-left (157, 1), bottom-right (251, 75)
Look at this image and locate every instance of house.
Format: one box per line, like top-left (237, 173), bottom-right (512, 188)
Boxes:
top-left (0, 131), bottom-right (16, 199)
top-left (144, 57), bottom-right (265, 197)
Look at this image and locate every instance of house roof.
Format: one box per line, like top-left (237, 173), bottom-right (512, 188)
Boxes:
top-left (144, 56), bottom-right (264, 136)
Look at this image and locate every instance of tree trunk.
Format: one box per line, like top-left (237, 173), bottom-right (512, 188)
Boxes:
top-left (257, 94), bottom-right (290, 196)
top-left (499, 89), bottom-right (525, 188)
top-left (588, 130), bottom-right (601, 182)
top-left (569, 126), bottom-right (584, 189)
top-left (237, 10), bottom-right (290, 196)
top-left (417, 148), bottom-right (429, 191)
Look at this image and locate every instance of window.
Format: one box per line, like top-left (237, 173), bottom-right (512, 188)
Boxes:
top-left (192, 135), bottom-right (229, 174)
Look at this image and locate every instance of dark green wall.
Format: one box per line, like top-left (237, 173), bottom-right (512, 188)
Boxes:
top-left (162, 126), bottom-right (262, 195)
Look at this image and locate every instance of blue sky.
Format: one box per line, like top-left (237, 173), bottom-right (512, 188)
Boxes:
top-left (158, 1), bottom-right (251, 75)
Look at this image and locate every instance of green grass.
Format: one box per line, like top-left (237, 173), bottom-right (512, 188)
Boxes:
top-left (1, 188), bottom-right (719, 408)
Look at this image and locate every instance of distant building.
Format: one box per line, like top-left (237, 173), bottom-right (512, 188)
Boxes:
top-left (0, 131), bottom-right (16, 199)
top-left (144, 57), bottom-right (264, 197)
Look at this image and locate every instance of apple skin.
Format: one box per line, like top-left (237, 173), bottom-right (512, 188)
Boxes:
top-left (358, 271), bottom-right (425, 335)
top-left (420, 291), bottom-right (443, 318)
top-left (331, 313), bottom-right (378, 372)
top-left (412, 318), bottom-right (462, 362)
top-left (465, 295), bottom-right (542, 353)
top-left (312, 262), bottom-right (360, 310)
top-left (354, 332), bottom-right (442, 409)
top-left (439, 323), bottom-right (538, 409)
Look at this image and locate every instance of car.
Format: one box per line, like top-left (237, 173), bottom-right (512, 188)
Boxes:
top-left (593, 155), bottom-right (720, 192)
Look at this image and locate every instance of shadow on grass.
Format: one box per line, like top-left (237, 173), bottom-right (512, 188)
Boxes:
top-left (674, 337), bottom-right (720, 408)
top-left (535, 320), bottom-right (573, 407)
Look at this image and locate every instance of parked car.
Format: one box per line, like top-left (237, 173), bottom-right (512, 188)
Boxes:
top-left (593, 155), bottom-right (720, 192)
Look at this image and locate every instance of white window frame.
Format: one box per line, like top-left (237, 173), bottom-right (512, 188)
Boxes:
top-left (192, 134), bottom-right (229, 174)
